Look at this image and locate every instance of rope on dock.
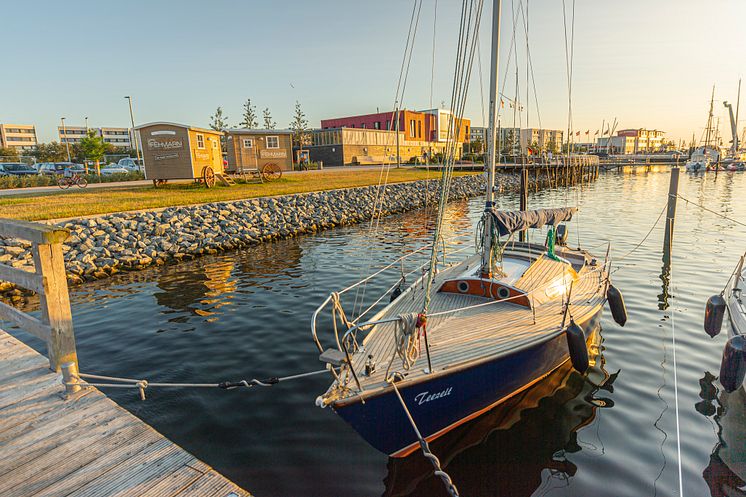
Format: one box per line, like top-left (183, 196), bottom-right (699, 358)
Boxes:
top-left (65, 369), bottom-right (332, 400)
top-left (388, 374), bottom-right (460, 497)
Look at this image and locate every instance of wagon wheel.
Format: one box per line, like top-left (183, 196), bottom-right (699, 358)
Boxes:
top-left (152, 179), bottom-right (167, 188)
top-left (261, 163), bottom-right (282, 181)
top-left (202, 166), bottom-right (216, 188)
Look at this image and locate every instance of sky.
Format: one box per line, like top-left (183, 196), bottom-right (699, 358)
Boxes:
top-left (1, 0), bottom-right (744, 145)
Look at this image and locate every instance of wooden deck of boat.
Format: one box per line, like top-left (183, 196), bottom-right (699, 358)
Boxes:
top-left (0, 329), bottom-right (251, 497)
top-left (351, 247), bottom-right (606, 391)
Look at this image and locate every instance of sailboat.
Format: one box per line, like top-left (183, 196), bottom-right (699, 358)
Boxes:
top-left (686, 86), bottom-right (721, 172)
top-left (310, 0), bottom-right (626, 458)
top-left (704, 254), bottom-right (746, 393)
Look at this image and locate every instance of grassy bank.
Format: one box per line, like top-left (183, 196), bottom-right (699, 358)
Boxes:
top-left (0, 168), bottom-right (475, 221)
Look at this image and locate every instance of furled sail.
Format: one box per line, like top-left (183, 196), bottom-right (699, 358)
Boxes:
top-left (489, 207), bottom-right (577, 236)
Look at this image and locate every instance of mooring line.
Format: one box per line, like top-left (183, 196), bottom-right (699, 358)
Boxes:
top-left (675, 193), bottom-right (746, 228)
top-left (389, 375), bottom-right (460, 497)
top-left (668, 231), bottom-right (685, 496)
top-left (67, 369), bottom-right (332, 400)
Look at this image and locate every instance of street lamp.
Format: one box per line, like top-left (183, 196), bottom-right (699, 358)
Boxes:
top-left (124, 96), bottom-right (142, 165)
top-left (84, 116), bottom-right (89, 133)
top-left (60, 117), bottom-right (71, 162)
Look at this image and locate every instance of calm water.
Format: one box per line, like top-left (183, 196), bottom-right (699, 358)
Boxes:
top-left (8, 168), bottom-right (746, 497)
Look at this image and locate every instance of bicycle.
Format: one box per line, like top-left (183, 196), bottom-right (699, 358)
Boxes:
top-left (58, 173), bottom-right (88, 189)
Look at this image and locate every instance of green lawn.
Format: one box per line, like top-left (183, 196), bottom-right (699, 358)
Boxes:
top-left (0, 168), bottom-right (473, 221)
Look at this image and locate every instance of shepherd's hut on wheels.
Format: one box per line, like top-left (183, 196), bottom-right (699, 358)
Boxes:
top-left (135, 122), bottom-right (226, 188)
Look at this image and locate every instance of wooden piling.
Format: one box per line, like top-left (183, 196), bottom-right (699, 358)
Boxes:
top-left (519, 167), bottom-right (529, 242)
top-left (662, 167), bottom-right (680, 265)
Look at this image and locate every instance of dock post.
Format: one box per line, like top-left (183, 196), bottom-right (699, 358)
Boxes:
top-left (519, 167), bottom-right (528, 242)
top-left (61, 361), bottom-right (82, 397)
top-left (662, 167), bottom-right (680, 265)
top-left (32, 239), bottom-right (78, 372)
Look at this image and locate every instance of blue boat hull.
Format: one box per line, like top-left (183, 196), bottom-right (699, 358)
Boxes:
top-left (332, 308), bottom-right (603, 456)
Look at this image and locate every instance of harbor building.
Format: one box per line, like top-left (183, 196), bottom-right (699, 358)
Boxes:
top-left (314, 109), bottom-right (471, 166)
top-left (225, 129), bottom-right (294, 172)
top-left (0, 124), bottom-right (38, 151)
top-left (498, 127), bottom-right (564, 153)
top-left (58, 126), bottom-right (134, 149)
top-left (595, 128), bottom-right (666, 154)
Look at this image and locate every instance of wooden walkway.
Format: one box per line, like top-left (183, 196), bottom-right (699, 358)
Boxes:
top-left (0, 329), bottom-right (251, 497)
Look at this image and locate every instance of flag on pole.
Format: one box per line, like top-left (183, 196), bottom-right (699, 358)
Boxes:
top-left (585, 130), bottom-right (589, 135)
top-left (594, 130), bottom-right (599, 135)
top-left (500, 99), bottom-right (504, 108)
top-left (576, 131), bottom-right (581, 136)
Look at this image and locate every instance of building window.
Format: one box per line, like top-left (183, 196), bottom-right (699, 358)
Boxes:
top-left (418, 121), bottom-right (422, 138)
top-left (386, 120), bottom-right (390, 130)
top-left (374, 121), bottom-right (381, 130)
top-left (243, 138), bottom-right (253, 148)
top-left (410, 120), bottom-right (416, 137)
top-left (361, 123), bottom-right (366, 128)
top-left (266, 136), bottom-right (280, 149)
top-left (196, 134), bottom-right (205, 149)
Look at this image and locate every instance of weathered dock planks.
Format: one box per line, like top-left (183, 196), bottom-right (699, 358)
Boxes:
top-left (0, 329), bottom-right (251, 497)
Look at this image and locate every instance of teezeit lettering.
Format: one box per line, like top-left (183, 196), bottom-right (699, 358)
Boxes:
top-left (414, 387), bottom-right (453, 405)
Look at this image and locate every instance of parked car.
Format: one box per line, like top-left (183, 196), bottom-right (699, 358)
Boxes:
top-left (63, 164), bottom-right (86, 177)
top-left (0, 163), bottom-right (38, 176)
top-left (100, 164), bottom-right (129, 176)
top-left (117, 157), bottom-right (144, 172)
top-left (37, 162), bottom-right (65, 175)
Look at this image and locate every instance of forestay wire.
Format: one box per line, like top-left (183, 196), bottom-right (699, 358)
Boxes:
top-left (422, 0), bottom-right (485, 314)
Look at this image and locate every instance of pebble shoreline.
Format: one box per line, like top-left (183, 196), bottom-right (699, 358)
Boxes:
top-left (0, 173), bottom-right (535, 296)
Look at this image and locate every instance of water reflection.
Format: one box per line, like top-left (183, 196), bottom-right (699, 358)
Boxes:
top-left (697, 374), bottom-right (746, 497)
top-left (383, 330), bottom-right (616, 497)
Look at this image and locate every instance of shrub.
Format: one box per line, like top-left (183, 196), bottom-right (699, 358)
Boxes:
top-left (0, 171), bottom-right (145, 190)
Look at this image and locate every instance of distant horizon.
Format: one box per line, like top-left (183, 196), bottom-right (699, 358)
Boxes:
top-left (2, 0), bottom-right (744, 145)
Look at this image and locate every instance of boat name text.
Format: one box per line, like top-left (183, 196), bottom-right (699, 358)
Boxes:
top-left (414, 387), bottom-right (453, 405)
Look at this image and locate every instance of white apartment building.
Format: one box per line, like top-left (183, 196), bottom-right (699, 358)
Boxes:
top-left (58, 126), bottom-right (133, 148)
top-left (595, 128), bottom-right (666, 154)
top-left (0, 124), bottom-right (38, 151)
top-left (498, 127), bottom-right (564, 153)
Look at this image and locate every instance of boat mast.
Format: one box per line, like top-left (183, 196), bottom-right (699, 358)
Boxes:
top-left (704, 85), bottom-right (715, 153)
top-left (481, 0), bottom-right (502, 277)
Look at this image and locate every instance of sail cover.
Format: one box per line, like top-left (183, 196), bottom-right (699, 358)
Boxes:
top-left (489, 207), bottom-right (577, 236)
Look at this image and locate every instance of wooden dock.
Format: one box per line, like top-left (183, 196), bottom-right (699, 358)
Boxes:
top-left (0, 328), bottom-right (251, 497)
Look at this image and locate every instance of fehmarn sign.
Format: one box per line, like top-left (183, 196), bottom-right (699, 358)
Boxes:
top-left (147, 138), bottom-right (184, 150)
top-left (260, 149), bottom-right (287, 159)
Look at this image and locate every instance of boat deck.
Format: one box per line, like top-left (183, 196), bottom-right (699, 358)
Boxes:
top-left (0, 329), bottom-right (251, 497)
top-left (346, 246), bottom-right (606, 395)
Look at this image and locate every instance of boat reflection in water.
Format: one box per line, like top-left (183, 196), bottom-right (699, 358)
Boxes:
top-left (383, 328), bottom-right (617, 497)
top-left (698, 372), bottom-right (746, 497)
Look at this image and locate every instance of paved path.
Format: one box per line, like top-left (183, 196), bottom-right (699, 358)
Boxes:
top-left (0, 166), bottom-right (391, 198)
top-left (0, 329), bottom-right (251, 497)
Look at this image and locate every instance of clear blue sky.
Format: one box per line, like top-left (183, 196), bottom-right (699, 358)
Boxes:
top-left (2, 0), bottom-right (744, 144)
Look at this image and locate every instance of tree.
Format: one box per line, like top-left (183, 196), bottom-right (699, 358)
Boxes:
top-left (209, 106), bottom-right (229, 131)
top-left (289, 100), bottom-right (310, 148)
top-left (263, 108), bottom-right (276, 130)
top-left (240, 98), bottom-right (258, 129)
top-left (79, 130), bottom-right (106, 162)
top-left (0, 147), bottom-right (19, 160)
top-left (32, 142), bottom-right (68, 162)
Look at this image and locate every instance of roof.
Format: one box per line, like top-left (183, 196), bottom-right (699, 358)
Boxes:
top-left (225, 128), bottom-right (293, 135)
top-left (135, 122), bottom-right (222, 135)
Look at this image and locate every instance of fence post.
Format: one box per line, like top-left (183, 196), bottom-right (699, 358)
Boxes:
top-left (662, 167), bottom-right (680, 266)
top-left (32, 240), bottom-right (77, 372)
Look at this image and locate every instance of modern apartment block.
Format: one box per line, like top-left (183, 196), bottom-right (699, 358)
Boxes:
top-left (595, 128), bottom-right (666, 154)
top-left (58, 126), bottom-right (133, 148)
top-left (498, 127), bottom-right (564, 153)
top-left (314, 108), bottom-right (471, 166)
top-left (0, 124), bottom-right (38, 151)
